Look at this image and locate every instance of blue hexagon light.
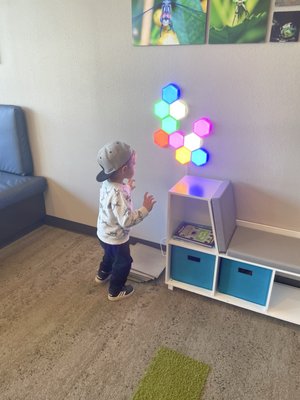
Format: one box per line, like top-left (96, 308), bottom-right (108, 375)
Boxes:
top-left (162, 83), bottom-right (181, 104)
top-left (191, 148), bottom-right (209, 166)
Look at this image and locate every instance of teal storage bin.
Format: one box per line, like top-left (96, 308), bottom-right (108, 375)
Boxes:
top-left (171, 246), bottom-right (215, 290)
top-left (218, 258), bottom-right (272, 306)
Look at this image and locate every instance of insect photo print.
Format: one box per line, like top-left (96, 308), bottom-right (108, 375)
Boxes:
top-left (208, 0), bottom-right (272, 44)
top-left (270, 11), bottom-right (300, 42)
top-left (131, 0), bottom-right (208, 45)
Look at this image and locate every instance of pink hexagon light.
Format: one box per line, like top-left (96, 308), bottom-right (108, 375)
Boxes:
top-left (193, 117), bottom-right (213, 137)
top-left (169, 131), bottom-right (184, 149)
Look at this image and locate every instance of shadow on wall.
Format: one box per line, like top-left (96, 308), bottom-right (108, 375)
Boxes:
top-left (45, 178), bottom-right (97, 228)
top-left (22, 107), bottom-right (45, 175)
top-left (235, 182), bottom-right (300, 232)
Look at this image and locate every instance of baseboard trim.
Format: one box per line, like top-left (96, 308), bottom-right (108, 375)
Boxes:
top-left (44, 215), bottom-right (164, 250)
top-left (44, 215), bottom-right (97, 236)
top-left (43, 216), bottom-right (300, 288)
top-left (130, 236), bottom-right (163, 251)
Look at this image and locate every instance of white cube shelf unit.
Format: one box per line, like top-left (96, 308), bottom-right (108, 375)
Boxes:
top-left (166, 175), bottom-right (300, 326)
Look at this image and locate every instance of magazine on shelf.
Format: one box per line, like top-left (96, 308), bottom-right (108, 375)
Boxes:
top-left (173, 222), bottom-right (215, 248)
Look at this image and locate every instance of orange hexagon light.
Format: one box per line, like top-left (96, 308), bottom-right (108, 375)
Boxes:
top-left (153, 129), bottom-right (169, 148)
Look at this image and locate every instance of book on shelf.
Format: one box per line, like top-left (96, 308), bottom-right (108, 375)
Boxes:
top-left (173, 222), bottom-right (215, 248)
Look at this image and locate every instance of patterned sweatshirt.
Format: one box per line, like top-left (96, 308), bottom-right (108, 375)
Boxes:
top-left (97, 180), bottom-right (149, 245)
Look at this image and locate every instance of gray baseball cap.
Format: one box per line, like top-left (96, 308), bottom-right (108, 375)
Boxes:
top-left (96, 141), bottom-right (133, 182)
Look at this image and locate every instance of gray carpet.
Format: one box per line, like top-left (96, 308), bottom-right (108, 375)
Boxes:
top-left (0, 225), bottom-right (299, 400)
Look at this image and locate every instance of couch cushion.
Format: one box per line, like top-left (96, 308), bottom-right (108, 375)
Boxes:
top-left (0, 105), bottom-right (33, 175)
top-left (0, 171), bottom-right (46, 209)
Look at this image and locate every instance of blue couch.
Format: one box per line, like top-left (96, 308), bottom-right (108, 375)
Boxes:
top-left (0, 105), bottom-right (47, 246)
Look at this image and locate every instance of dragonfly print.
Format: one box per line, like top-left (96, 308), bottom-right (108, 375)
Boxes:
top-left (209, 0), bottom-right (271, 44)
top-left (132, 0), bottom-right (208, 45)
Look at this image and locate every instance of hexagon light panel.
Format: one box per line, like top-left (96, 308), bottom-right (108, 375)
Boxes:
top-left (193, 118), bottom-right (213, 137)
top-left (154, 100), bottom-right (169, 119)
top-left (153, 129), bottom-right (169, 148)
top-left (176, 147), bottom-right (191, 165)
top-left (162, 84), bottom-right (180, 104)
top-left (184, 133), bottom-right (204, 152)
top-left (192, 149), bottom-right (209, 166)
top-left (162, 116), bottom-right (179, 134)
top-left (169, 131), bottom-right (184, 149)
top-left (152, 83), bottom-right (213, 167)
top-left (170, 100), bottom-right (188, 120)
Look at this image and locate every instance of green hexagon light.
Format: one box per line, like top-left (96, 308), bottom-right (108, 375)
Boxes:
top-left (162, 116), bottom-right (179, 134)
top-left (154, 100), bottom-right (170, 119)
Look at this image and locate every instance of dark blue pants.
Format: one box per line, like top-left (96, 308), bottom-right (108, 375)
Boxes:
top-left (98, 240), bottom-right (133, 296)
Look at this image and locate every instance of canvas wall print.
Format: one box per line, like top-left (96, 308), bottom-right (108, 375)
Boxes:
top-left (270, 11), bottom-right (300, 41)
top-left (275, 1), bottom-right (300, 6)
top-left (209, 0), bottom-right (271, 44)
top-left (132, 0), bottom-right (208, 45)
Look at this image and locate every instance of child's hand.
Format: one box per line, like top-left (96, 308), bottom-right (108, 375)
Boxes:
top-left (143, 192), bottom-right (156, 212)
top-left (127, 179), bottom-right (136, 190)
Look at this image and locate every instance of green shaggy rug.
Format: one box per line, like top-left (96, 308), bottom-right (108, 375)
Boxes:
top-left (132, 347), bottom-right (210, 400)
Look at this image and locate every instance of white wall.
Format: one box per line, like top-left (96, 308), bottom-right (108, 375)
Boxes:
top-left (1, 0), bottom-right (300, 243)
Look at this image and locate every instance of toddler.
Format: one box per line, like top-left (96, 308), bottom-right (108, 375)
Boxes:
top-left (95, 141), bottom-right (156, 301)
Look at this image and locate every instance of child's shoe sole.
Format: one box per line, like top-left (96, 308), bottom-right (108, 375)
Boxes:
top-left (95, 274), bottom-right (111, 284)
top-left (108, 285), bottom-right (134, 301)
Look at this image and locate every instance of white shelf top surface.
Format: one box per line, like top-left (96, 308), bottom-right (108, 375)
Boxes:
top-left (168, 238), bottom-right (217, 255)
top-left (169, 175), bottom-right (225, 199)
top-left (267, 283), bottom-right (300, 325)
